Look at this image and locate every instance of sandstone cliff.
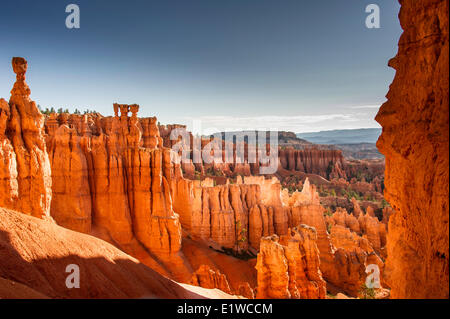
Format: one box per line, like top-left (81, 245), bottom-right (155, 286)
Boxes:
top-left (375, 0), bottom-right (449, 299)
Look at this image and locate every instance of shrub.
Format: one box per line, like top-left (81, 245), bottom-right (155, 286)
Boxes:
top-left (359, 283), bottom-right (376, 299)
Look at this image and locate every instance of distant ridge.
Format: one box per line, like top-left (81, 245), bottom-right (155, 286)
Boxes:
top-left (296, 128), bottom-right (382, 145)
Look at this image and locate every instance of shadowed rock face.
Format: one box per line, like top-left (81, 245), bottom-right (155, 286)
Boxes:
top-left (375, 0), bottom-right (449, 299)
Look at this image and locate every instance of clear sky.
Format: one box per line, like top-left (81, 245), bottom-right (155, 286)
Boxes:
top-left (0, 0), bottom-right (401, 133)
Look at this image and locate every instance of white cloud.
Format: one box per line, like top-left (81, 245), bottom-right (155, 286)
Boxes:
top-left (348, 104), bottom-right (382, 109)
top-left (181, 112), bottom-right (380, 134)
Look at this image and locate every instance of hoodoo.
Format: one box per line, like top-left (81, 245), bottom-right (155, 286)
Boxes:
top-left (0, 57), bottom-right (52, 218)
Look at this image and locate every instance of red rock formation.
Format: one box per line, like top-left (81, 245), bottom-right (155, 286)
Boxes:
top-left (283, 179), bottom-right (337, 291)
top-left (158, 125), bottom-right (387, 184)
top-left (0, 58), bottom-right (51, 218)
top-left (329, 224), bottom-right (384, 296)
top-left (46, 105), bottom-right (181, 247)
top-left (0, 277), bottom-right (49, 299)
top-left (351, 197), bottom-right (363, 218)
top-left (358, 213), bottom-right (387, 254)
top-left (255, 225), bottom-right (326, 299)
top-left (343, 159), bottom-right (385, 185)
top-left (329, 208), bottom-right (361, 233)
top-left (190, 265), bottom-right (233, 294)
top-left (237, 282), bottom-right (255, 299)
top-left (366, 205), bottom-right (375, 217)
top-left (278, 147), bottom-right (346, 179)
top-left (328, 207), bottom-right (387, 257)
top-left (173, 176), bottom-right (288, 253)
top-left (375, 0), bottom-right (449, 298)
top-left (42, 103), bottom-right (186, 282)
top-left (47, 123), bottom-right (91, 233)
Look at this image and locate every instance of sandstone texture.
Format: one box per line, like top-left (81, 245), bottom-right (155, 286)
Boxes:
top-left (375, 0), bottom-right (449, 299)
top-left (255, 225), bottom-right (326, 299)
top-left (0, 57), bottom-right (52, 218)
top-left (45, 104), bottom-right (184, 274)
top-left (190, 265), bottom-right (233, 294)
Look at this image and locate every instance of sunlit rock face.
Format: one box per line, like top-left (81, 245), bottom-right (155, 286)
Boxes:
top-left (45, 104), bottom-right (182, 259)
top-left (375, 0), bottom-right (449, 299)
top-left (190, 265), bottom-right (233, 295)
top-left (0, 57), bottom-right (51, 218)
top-left (255, 225), bottom-right (326, 299)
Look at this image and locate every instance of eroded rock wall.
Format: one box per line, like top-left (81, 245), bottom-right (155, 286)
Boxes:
top-left (45, 104), bottom-right (182, 261)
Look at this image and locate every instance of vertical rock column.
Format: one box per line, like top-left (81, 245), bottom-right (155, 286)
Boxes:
top-left (0, 57), bottom-right (51, 218)
top-left (255, 225), bottom-right (326, 299)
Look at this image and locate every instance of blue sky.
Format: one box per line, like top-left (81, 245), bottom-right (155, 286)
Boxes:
top-left (0, 0), bottom-right (401, 133)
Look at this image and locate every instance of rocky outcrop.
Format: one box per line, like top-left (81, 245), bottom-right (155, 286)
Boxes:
top-left (0, 58), bottom-right (51, 218)
top-left (375, 0), bottom-right (449, 298)
top-left (328, 224), bottom-right (384, 296)
top-left (351, 197), bottom-right (363, 218)
top-left (329, 208), bottom-right (361, 233)
top-left (190, 265), bottom-right (233, 295)
top-left (381, 206), bottom-right (394, 228)
top-left (285, 184), bottom-right (386, 296)
top-left (173, 176), bottom-right (289, 252)
top-left (255, 225), bottom-right (326, 299)
top-left (278, 147), bottom-right (346, 179)
top-left (358, 213), bottom-right (387, 254)
top-left (328, 208), bottom-right (386, 255)
top-left (282, 180), bottom-right (337, 290)
top-left (237, 282), bottom-right (255, 299)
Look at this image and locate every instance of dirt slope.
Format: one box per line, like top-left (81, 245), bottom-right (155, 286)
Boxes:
top-left (0, 207), bottom-right (233, 299)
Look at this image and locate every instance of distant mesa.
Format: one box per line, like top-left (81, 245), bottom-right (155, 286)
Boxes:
top-left (297, 128), bottom-right (382, 145)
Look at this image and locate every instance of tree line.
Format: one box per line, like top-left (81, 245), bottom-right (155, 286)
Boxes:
top-left (37, 104), bottom-right (96, 115)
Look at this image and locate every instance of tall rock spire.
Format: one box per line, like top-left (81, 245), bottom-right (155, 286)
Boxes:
top-left (0, 57), bottom-right (52, 218)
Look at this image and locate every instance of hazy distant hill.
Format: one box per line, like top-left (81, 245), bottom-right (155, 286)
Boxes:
top-left (297, 128), bottom-right (382, 145)
top-left (208, 129), bottom-right (383, 159)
